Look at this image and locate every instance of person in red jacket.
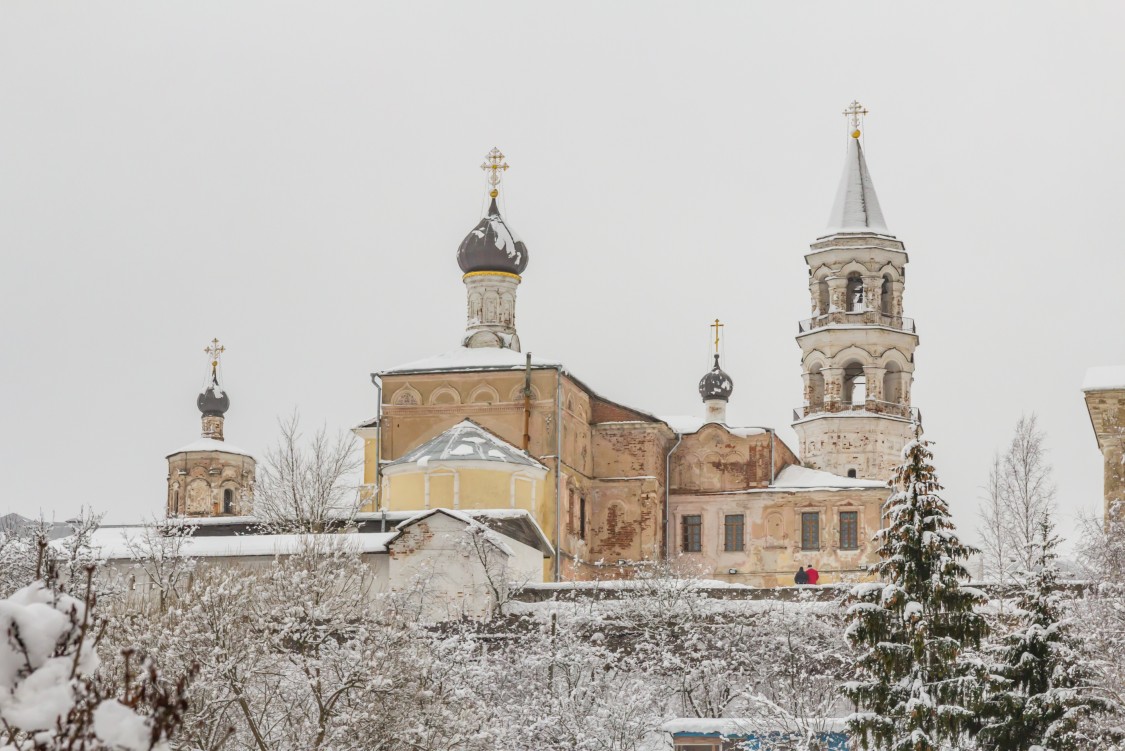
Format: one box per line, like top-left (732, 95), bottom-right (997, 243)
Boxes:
top-left (805, 565), bottom-right (819, 585)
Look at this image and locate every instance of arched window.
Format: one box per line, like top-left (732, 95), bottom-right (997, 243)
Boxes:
top-left (817, 279), bottom-right (830, 316)
top-left (807, 364), bottom-right (825, 411)
top-left (883, 362), bottom-right (903, 405)
top-left (172, 488), bottom-right (180, 515)
top-left (847, 469), bottom-right (858, 478)
top-left (846, 274), bottom-right (865, 312)
top-left (842, 362), bottom-right (866, 406)
top-left (223, 488), bottom-right (234, 515)
top-left (881, 275), bottom-right (893, 316)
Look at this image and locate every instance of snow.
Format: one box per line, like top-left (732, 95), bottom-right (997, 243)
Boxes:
top-left (94, 700), bottom-right (154, 751)
top-left (0, 583), bottom-right (99, 732)
top-left (659, 414), bottom-right (766, 437)
top-left (662, 717), bottom-right (850, 735)
top-left (166, 437), bottom-right (253, 458)
top-left (380, 347), bottom-right (562, 374)
top-left (77, 528), bottom-right (396, 560)
top-left (1082, 365), bottom-right (1125, 392)
top-left (824, 136), bottom-right (891, 235)
top-left (771, 465), bottom-right (887, 490)
top-left (386, 419), bottom-right (547, 470)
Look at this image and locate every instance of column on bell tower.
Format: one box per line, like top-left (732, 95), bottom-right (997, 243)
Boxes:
top-left (792, 103), bottom-right (920, 481)
top-left (456, 147), bottom-right (529, 352)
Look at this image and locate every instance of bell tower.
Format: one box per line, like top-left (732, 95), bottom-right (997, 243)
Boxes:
top-left (793, 103), bottom-right (919, 481)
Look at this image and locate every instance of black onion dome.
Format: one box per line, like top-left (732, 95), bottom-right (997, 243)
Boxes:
top-left (456, 197), bottom-right (529, 275)
top-left (197, 372), bottom-right (230, 416)
top-left (698, 355), bottom-right (734, 402)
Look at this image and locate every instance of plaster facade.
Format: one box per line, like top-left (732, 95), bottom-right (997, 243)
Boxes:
top-left (166, 448), bottom-right (255, 517)
top-left (1084, 385), bottom-right (1125, 517)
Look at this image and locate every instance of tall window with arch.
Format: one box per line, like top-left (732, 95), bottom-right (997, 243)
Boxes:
top-left (842, 362), bottom-right (866, 406)
top-left (807, 364), bottom-right (825, 411)
top-left (846, 273), bottom-right (865, 312)
top-left (883, 362), bottom-right (904, 406)
top-left (880, 274), bottom-right (893, 316)
top-left (222, 488), bottom-right (234, 515)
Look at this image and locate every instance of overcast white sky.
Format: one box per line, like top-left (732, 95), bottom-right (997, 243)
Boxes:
top-left (1, 2), bottom-right (1123, 553)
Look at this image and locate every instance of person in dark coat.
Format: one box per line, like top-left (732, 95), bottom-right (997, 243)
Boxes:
top-left (794, 566), bottom-right (808, 585)
top-left (806, 565), bottom-right (819, 585)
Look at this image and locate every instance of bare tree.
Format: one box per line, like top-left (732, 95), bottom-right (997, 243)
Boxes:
top-left (978, 452), bottom-right (1015, 583)
top-left (253, 412), bottom-right (363, 533)
top-left (121, 516), bottom-right (197, 612)
top-left (977, 414), bottom-right (1056, 578)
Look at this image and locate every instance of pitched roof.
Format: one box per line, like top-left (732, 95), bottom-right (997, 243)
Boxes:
top-left (386, 419), bottom-right (547, 470)
top-left (824, 136), bottom-right (891, 236)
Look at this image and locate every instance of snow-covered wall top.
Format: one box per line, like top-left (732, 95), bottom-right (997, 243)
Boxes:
top-left (1082, 365), bottom-right (1125, 392)
top-left (770, 464), bottom-right (887, 490)
top-left (386, 419), bottom-right (547, 470)
top-left (74, 529), bottom-right (396, 560)
top-left (381, 346), bottom-right (562, 375)
top-left (165, 437), bottom-right (254, 459)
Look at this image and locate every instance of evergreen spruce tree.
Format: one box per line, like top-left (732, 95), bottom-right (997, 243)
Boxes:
top-left (979, 514), bottom-right (1106, 750)
top-left (843, 427), bottom-right (989, 751)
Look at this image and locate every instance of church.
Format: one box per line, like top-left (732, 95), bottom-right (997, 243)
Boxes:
top-left (165, 104), bottom-right (924, 587)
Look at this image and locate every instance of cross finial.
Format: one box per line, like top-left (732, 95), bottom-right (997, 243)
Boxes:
top-left (480, 147), bottom-right (509, 198)
top-left (843, 100), bottom-right (868, 138)
top-left (710, 319), bottom-right (724, 357)
top-left (204, 338), bottom-right (225, 374)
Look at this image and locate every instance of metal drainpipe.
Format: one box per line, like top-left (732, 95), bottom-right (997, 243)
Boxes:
top-left (664, 432), bottom-right (683, 561)
top-left (554, 364), bottom-right (564, 581)
top-left (369, 374), bottom-right (383, 510)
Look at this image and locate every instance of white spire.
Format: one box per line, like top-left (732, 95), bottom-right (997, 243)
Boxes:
top-left (825, 135), bottom-right (890, 235)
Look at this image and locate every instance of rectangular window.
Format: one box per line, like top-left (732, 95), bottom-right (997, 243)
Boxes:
top-left (724, 514), bottom-right (745, 552)
top-left (682, 515), bottom-right (702, 553)
top-left (579, 496), bottom-right (587, 540)
top-left (801, 512), bottom-right (820, 551)
top-left (839, 511), bottom-right (859, 550)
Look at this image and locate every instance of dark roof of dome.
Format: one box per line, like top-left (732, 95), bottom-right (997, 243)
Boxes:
top-left (698, 355), bottom-right (734, 402)
top-left (456, 197), bottom-right (529, 275)
top-left (197, 372), bottom-right (230, 416)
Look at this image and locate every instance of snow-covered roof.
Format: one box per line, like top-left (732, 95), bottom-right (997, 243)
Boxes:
top-left (395, 508), bottom-right (514, 557)
top-left (386, 419), bottom-right (547, 470)
top-left (824, 136), bottom-right (891, 236)
top-left (771, 464), bottom-right (887, 490)
top-left (75, 528), bottom-right (395, 560)
top-left (380, 347), bottom-right (562, 375)
top-left (1083, 365), bottom-right (1125, 392)
top-left (166, 437), bottom-right (254, 459)
top-left (659, 415), bottom-right (767, 437)
top-left (662, 717), bottom-right (849, 736)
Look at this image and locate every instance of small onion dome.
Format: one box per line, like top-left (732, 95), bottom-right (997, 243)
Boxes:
top-left (197, 372), bottom-right (230, 416)
top-left (698, 355), bottom-right (734, 402)
top-left (457, 196), bottom-right (529, 275)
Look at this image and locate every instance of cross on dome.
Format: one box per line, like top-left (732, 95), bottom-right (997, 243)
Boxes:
top-left (710, 318), bottom-right (724, 358)
top-left (204, 338), bottom-right (226, 374)
top-left (843, 100), bottom-right (868, 138)
top-left (480, 147), bottom-right (509, 197)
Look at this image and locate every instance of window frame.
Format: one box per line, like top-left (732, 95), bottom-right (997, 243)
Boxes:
top-left (682, 514), bottom-right (702, 553)
top-left (723, 513), bottom-right (745, 552)
top-left (839, 510), bottom-right (859, 551)
top-left (801, 511), bottom-right (821, 551)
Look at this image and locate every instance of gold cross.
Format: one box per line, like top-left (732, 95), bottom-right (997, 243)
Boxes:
top-left (204, 338), bottom-right (225, 371)
top-left (480, 147), bottom-right (509, 195)
top-left (711, 319), bottom-right (724, 355)
top-left (843, 100), bottom-right (868, 136)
